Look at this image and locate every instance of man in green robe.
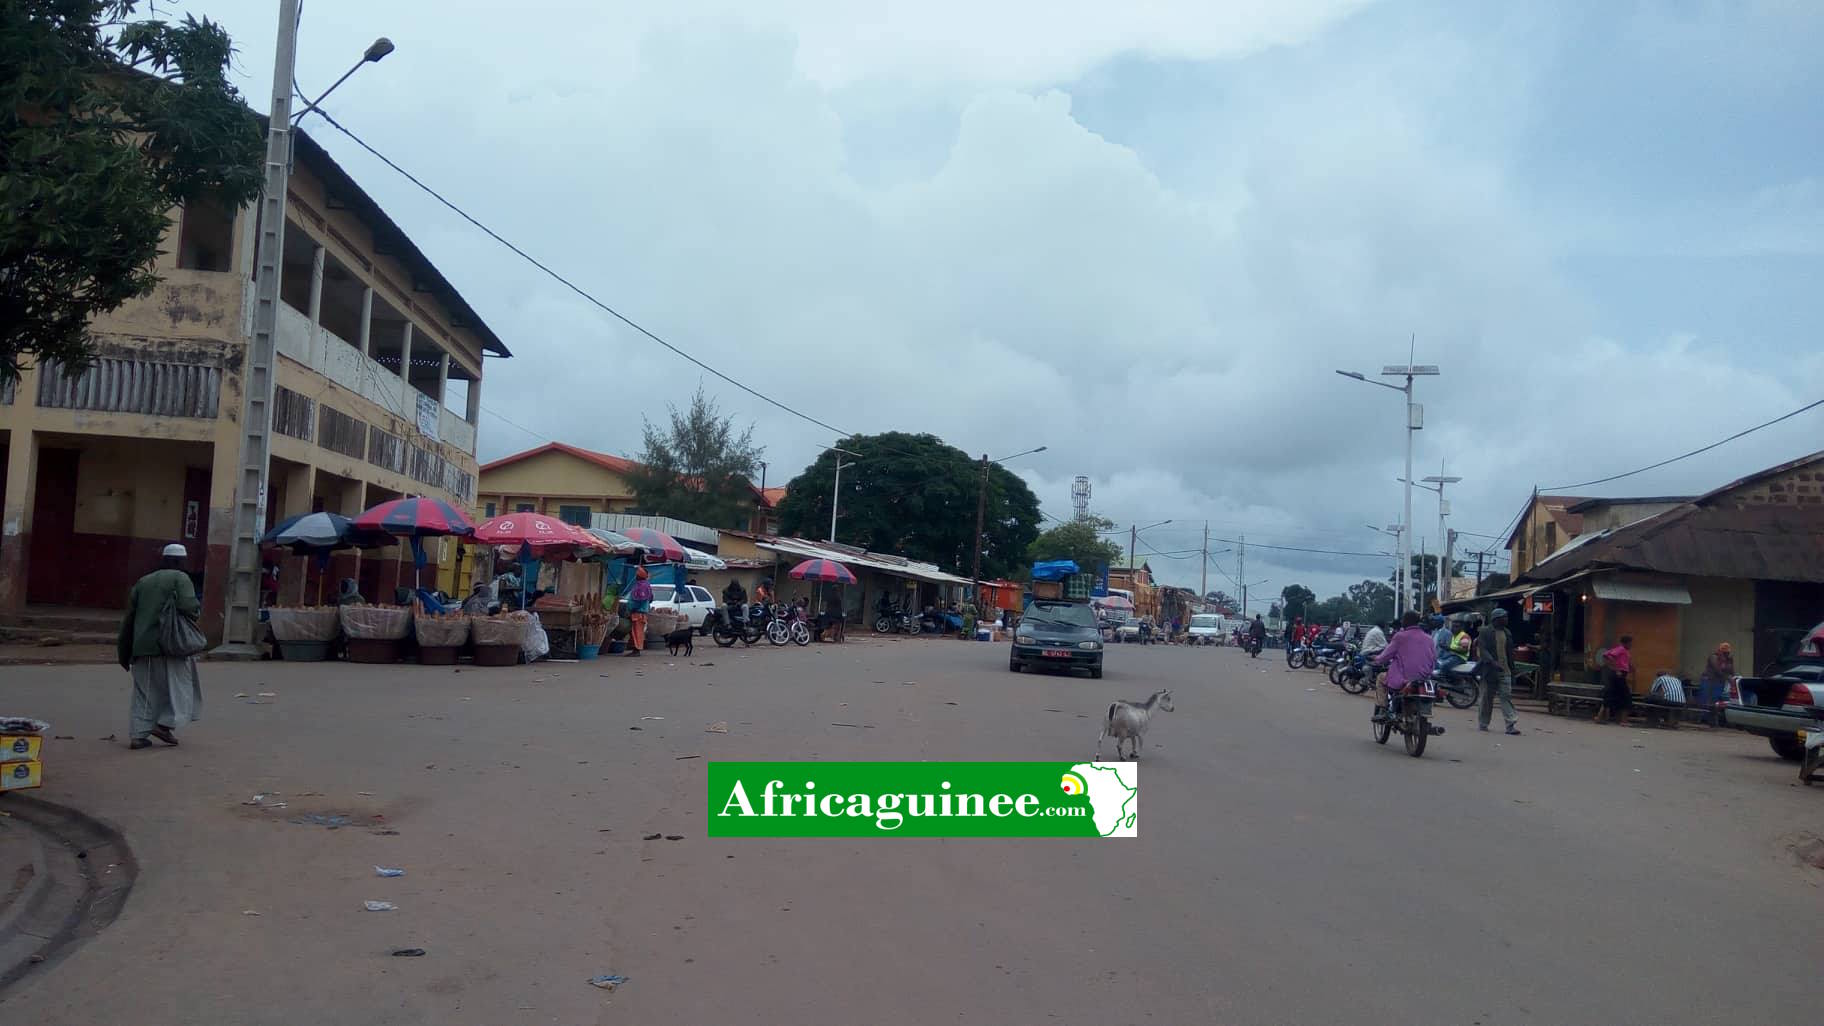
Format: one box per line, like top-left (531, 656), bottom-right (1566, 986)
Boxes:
top-left (117, 544), bottom-right (204, 750)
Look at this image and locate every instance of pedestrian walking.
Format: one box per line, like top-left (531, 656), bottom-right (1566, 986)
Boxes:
top-left (1697, 642), bottom-right (1734, 726)
top-left (116, 544), bottom-right (205, 750)
top-left (1476, 608), bottom-right (1521, 735)
top-left (626, 566), bottom-right (653, 656)
top-left (1595, 635), bottom-right (1635, 724)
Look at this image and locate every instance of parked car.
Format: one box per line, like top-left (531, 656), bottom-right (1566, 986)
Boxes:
top-left (1114, 616), bottom-right (1143, 644)
top-left (1009, 600), bottom-right (1104, 678)
top-left (648, 583), bottom-right (719, 634)
top-left (1724, 653), bottom-right (1824, 761)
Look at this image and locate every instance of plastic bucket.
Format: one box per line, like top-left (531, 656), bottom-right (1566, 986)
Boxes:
top-left (607, 640), bottom-right (626, 654)
top-left (578, 643), bottom-right (601, 660)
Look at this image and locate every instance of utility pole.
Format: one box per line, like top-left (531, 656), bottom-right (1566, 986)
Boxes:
top-left (1475, 548), bottom-right (1486, 588)
top-left (828, 448), bottom-right (859, 543)
top-left (221, 0), bottom-right (302, 652)
top-left (970, 454), bottom-right (989, 595)
top-left (1200, 521), bottom-right (1208, 601)
top-left (1444, 528), bottom-right (1458, 603)
top-left (1238, 533), bottom-right (1246, 615)
top-left (1335, 343), bottom-right (1438, 621)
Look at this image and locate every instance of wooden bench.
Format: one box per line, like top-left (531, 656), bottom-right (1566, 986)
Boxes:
top-left (1546, 681), bottom-right (1607, 717)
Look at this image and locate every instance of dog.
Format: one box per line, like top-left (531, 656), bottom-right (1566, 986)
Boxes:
top-left (664, 626), bottom-right (695, 657)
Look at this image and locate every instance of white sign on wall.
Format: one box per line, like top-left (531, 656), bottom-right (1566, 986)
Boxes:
top-left (416, 392), bottom-right (441, 442)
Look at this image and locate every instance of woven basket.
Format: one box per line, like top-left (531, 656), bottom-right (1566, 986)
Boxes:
top-left (414, 613), bottom-right (472, 648)
top-left (339, 605), bottom-right (412, 641)
top-left (268, 607), bottom-right (340, 643)
top-left (472, 615), bottom-right (530, 647)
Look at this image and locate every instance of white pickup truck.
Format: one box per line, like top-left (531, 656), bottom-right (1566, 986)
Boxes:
top-left (1186, 613), bottom-right (1226, 645)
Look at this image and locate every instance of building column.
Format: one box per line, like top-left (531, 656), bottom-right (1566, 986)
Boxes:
top-left (200, 434), bottom-right (242, 642)
top-left (329, 479), bottom-right (367, 605)
top-left (397, 321), bottom-right (415, 413)
top-left (465, 375), bottom-right (481, 425)
top-left (278, 462), bottom-right (315, 606)
top-left (306, 243), bottom-right (326, 326)
top-left (435, 351), bottom-right (449, 404)
top-left (0, 429), bottom-right (41, 612)
top-left (357, 286), bottom-right (373, 356)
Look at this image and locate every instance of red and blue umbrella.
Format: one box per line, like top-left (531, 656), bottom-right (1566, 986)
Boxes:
top-left (619, 526), bottom-right (687, 563)
top-left (353, 497), bottom-right (477, 538)
top-left (788, 558), bottom-right (857, 584)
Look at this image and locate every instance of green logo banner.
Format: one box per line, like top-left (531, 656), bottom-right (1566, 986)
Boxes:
top-left (707, 761), bottom-right (1138, 838)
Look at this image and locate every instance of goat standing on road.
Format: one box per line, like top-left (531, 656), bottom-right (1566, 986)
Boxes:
top-left (1096, 689), bottom-right (1174, 761)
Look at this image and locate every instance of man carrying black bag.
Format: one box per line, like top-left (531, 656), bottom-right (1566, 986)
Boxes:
top-left (117, 543), bottom-right (206, 750)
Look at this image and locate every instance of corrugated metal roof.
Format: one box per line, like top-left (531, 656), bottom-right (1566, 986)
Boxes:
top-left (755, 539), bottom-right (972, 585)
top-left (1518, 503), bottom-right (1824, 584)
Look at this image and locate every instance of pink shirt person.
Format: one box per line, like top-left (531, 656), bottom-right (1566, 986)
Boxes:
top-left (1374, 625), bottom-right (1437, 691)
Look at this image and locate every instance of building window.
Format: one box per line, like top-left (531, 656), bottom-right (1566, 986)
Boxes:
top-left (516, 503), bottom-right (535, 513)
top-left (484, 502), bottom-right (496, 518)
top-left (558, 505), bottom-right (592, 527)
top-left (1544, 522), bottom-right (1557, 551)
top-left (177, 200), bottom-right (235, 272)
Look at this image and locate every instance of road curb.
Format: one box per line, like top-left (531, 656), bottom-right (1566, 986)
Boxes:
top-left (0, 795), bottom-right (137, 993)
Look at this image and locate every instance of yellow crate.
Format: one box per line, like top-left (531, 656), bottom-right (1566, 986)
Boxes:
top-left (1, 760), bottom-right (42, 791)
top-left (0, 735), bottom-right (41, 763)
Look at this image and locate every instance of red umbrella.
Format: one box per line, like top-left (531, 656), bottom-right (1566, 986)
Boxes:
top-left (619, 526), bottom-right (687, 563)
top-left (474, 513), bottom-right (578, 552)
top-left (353, 497), bottom-right (476, 537)
top-left (788, 558), bottom-right (857, 584)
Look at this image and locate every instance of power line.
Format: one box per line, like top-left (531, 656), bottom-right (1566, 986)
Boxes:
top-left (1544, 397), bottom-right (1824, 491)
top-left (310, 110), bottom-right (857, 441)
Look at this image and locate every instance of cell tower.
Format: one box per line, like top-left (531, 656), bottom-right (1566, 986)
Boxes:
top-left (1071, 476), bottom-right (1092, 521)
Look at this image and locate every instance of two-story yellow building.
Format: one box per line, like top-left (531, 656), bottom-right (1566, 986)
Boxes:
top-left (0, 127), bottom-right (509, 638)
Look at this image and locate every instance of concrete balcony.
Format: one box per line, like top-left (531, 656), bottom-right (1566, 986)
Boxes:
top-left (275, 302), bottom-right (475, 455)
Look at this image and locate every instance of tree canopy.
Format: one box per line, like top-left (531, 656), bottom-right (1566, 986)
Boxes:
top-left (775, 432), bottom-right (1041, 579)
top-left (1027, 516), bottom-right (1124, 577)
top-left (1279, 584), bottom-right (1316, 619)
top-left (625, 387), bottom-right (765, 530)
top-left (1, 1), bottom-right (264, 380)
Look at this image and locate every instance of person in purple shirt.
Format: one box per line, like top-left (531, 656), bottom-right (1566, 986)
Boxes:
top-left (1371, 610), bottom-right (1437, 723)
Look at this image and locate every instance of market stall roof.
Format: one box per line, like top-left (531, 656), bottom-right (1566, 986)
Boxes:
top-left (681, 546), bottom-right (728, 570)
top-left (754, 538), bottom-right (971, 585)
top-left (1518, 503), bottom-right (1824, 585)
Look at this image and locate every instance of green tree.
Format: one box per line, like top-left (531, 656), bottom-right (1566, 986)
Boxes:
top-left (1, 1), bottom-right (263, 381)
top-left (775, 432), bottom-right (1041, 579)
top-left (1203, 589), bottom-right (1237, 613)
top-left (1280, 584), bottom-right (1316, 619)
top-left (1345, 579), bottom-right (1396, 624)
top-left (1028, 516), bottom-right (1124, 576)
top-left (625, 387), bottom-right (765, 529)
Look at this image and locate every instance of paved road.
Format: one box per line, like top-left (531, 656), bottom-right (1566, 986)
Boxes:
top-left (1, 639), bottom-right (1818, 1024)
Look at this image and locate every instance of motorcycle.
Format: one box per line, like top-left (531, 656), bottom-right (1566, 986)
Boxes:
top-left (1246, 634), bottom-right (1264, 657)
top-left (711, 602), bottom-right (770, 647)
top-left (1432, 660), bottom-right (1482, 710)
top-left (1335, 653), bottom-right (1381, 695)
top-left (1374, 678), bottom-right (1445, 757)
top-left (766, 603), bottom-right (812, 647)
top-left (873, 604), bottom-right (920, 635)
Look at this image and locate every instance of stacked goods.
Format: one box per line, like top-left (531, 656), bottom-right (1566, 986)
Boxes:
top-left (414, 605), bottom-right (471, 665)
top-left (644, 608), bottom-right (685, 637)
top-left (531, 592), bottom-right (580, 629)
top-left (472, 610), bottom-right (531, 666)
top-left (268, 607), bottom-right (340, 662)
top-left (580, 609), bottom-right (617, 647)
top-left (0, 716), bottom-right (48, 793)
top-left (339, 606), bottom-right (412, 664)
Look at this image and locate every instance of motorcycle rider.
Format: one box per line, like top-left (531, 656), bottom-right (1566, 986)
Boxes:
top-left (722, 578), bottom-right (748, 621)
top-left (1247, 614), bottom-right (1267, 654)
top-left (1372, 610), bottom-right (1437, 722)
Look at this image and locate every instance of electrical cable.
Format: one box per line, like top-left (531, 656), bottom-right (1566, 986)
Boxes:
top-left (1543, 398), bottom-right (1824, 491)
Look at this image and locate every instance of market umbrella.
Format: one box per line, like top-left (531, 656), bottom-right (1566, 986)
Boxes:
top-left (474, 513), bottom-right (578, 552)
top-left (788, 558), bottom-right (857, 584)
top-left (353, 497), bottom-right (477, 590)
top-left (260, 511), bottom-right (387, 603)
top-left (585, 528), bottom-right (646, 557)
top-left (618, 526), bottom-right (688, 563)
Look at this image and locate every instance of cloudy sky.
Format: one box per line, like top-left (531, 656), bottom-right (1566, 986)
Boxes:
top-left (205, 0), bottom-right (1823, 603)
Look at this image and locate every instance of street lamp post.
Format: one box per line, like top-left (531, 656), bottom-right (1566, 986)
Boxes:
top-left (221, 4), bottom-right (393, 653)
top-left (1400, 466), bottom-right (1463, 609)
top-left (1367, 523), bottom-right (1404, 612)
top-left (1336, 354), bottom-right (1439, 622)
top-left (828, 448), bottom-right (861, 543)
top-left (970, 446), bottom-right (1047, 595)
